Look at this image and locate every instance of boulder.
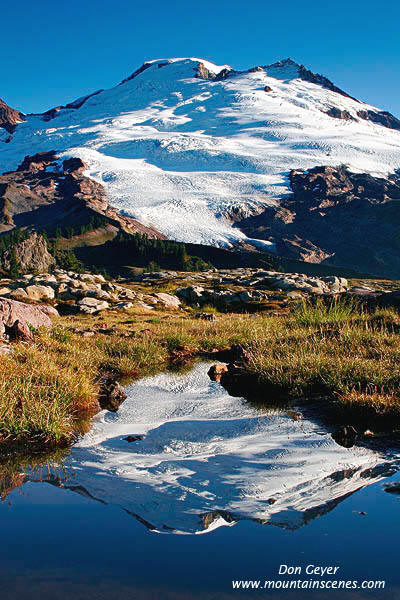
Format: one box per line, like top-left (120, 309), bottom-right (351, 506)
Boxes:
top-left (175, 286), bottom-right (205, 303)
top-left (9, 288), bottom-right (29, 300)
top-left (195, 312), bottom-right (217, 321)
top-left (114, 302), bottom-right (133, 310)
top-left (78, 297), bottom-right (109, 314)
top-left (25, 285), bottom-right (55, 301)
top-left (332, 425), bottom-right (358, 448)
top-left (132, 301), bottom-right (154, 310)
top-left (86, 289), bottom-right (112, 300)
top-left (0, 297), bottom-right (57, 336)
top-left (237, 290), bottom-right (253, 303)
top-left (32, 274), bottom-right (58, 285)
top-left (152, 293), bottom-right (181, 308)
top-left (98, 375), bottom-right (127, 412)
top-left (38, 305), bottom-right (59, 318)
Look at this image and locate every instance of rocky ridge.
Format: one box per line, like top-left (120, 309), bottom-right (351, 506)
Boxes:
top-left (237, 165), bottom-right (400, 278)
top-left (0, 151), bottom-right (164, 239)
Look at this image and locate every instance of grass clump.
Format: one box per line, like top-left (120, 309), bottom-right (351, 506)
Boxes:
top-left (294, 297), bottom-right (361, 327)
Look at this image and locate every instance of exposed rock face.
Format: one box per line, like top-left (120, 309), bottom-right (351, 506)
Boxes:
top-left (357, 109), bottom-right (400, 131)
top-left (195, 63), bottom-right (217, 80)
top-left (0, 152), bottom-right (165, 239)
top-left (1, 232), bottom-right (55, 274)
top-left (236, 166), bottom-right (400, 278)
top-left (325, 107), bottom-right (354, 121)
top-left (0, 98), bottom-right (24, 134)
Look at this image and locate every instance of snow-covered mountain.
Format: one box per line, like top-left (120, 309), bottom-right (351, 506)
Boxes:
top-left (1, 57), bottom-right (400, 270)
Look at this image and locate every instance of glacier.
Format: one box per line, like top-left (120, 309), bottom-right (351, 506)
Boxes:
top-left (1, 57), bottom-right (400, 247)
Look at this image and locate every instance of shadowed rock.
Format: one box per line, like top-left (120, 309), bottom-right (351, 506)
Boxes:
top-left (98, 375), bottom-right (127, 412)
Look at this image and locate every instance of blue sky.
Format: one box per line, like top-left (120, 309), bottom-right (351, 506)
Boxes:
top-left (2, 0), bottom-right (399, 115)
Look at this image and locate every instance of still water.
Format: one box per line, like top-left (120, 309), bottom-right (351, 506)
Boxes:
top-left (1, 363), bottom-right (399, 599)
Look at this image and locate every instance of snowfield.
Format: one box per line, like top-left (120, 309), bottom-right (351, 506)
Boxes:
top-left (48, 363), bottom-right (391, 535)
top-left (1, 57), bottom-right (400, 247)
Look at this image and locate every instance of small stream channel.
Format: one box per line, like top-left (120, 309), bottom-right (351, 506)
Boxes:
top-left (1, 362), bottom-right (399, 599)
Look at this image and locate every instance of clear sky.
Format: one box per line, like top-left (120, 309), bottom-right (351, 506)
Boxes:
top-left (2, 0), bottom-right (399, 116)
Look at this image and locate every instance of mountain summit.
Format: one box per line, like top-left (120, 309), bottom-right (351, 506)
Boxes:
top-left (1, 57), bottom-right (400, 275)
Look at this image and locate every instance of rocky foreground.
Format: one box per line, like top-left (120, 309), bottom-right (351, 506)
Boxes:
top-left (0, 265), bottom-right (399, 354)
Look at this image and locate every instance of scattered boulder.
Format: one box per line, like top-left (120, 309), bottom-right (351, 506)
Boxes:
top-left (208, 364), bottom-right (229, 381)
top-left (25, 285), bottom-right (55, 301)
top-left (78, 297), bottom-right (109, 314)
top-left (175, 286), bottom-right (205, 303)
top-left (114, 302), bottom-right (133, 310)
top-left (332, 425), bottom-right (358, 448)
top-left (98, 375), bottom-right (127, 412)
top-left (132, 301), bottom-right (154, 310)
top-left (195, 312), bottom-right (217, 321)
top-left (152, 292), bottom-right (181, 308)
top-left (9, 288), bottom-right (29, 300)
top-left (0, 297), bottom-right (57, 337)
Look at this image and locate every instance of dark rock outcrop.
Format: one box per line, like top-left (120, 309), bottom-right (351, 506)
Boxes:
top-left (124, 435), bottom-right (145, 442)
top-left (196, 63), bottom-right (217, 80)
top-left (0, 151), bottom-right (165, 240)
top-left (264, 59), bottom-right (359, 102)
top-left (236, 165), bottom-right (400, 278)
top-left (325, 107), bottom-right (354, 121)
top-left (119, 62), bottom-right (153, 86)
top-left (357, 109), bottom-right (400, 131)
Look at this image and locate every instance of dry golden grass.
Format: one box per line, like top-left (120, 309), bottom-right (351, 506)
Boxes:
top-left (2, 298), bottom-right (400, 450)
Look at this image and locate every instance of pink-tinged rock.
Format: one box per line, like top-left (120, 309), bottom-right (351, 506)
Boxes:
top-left (0, 297), bottom-right (58, 335)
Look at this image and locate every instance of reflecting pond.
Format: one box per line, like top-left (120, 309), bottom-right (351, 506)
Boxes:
top-left (1, 363), bottom-right (399, 599)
